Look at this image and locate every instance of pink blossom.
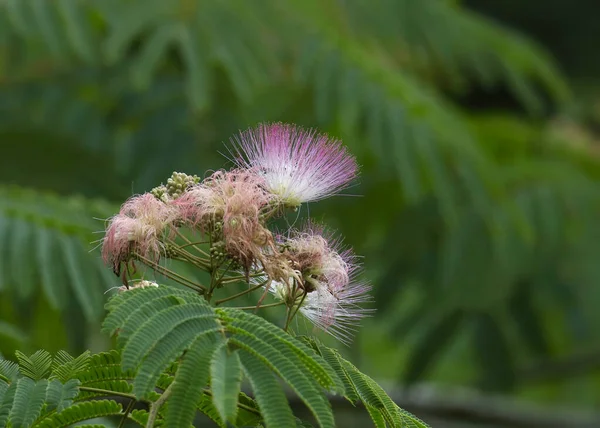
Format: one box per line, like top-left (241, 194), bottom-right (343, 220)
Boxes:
top-left (175, 170), bottom-right (275, 269)
top-left (269, 224), bottom-right (373, 344)
top-left (230, 123), bottom-right (358, 206)
top-left (102, 193), bottom-right (176, 273)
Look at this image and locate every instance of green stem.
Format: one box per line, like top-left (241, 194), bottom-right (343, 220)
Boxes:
top-left (215, 280), bottom-right (270, 305)
top-left (287, 291), bottom-right (307, 327)
top-left (233, 301), bottom-right (285, 310)
top-left (146, 380), bottom-right (175, 428)
top-left (170, 244), bottom-right (211, 270)
top-left (135, 253), bottom-right (207, 293)
top-left (174, 229), bottom-right (210, 258)
top-left (79, 386), bottom-right (138, 401)
top-left (178, 240), bottom-right (208, 248)
top-left (214, 259), bottom-right (234, 287)
top-left (219, 272), bottom-right (265, 284)
top-left (118, 399), bottom-right (136, 428)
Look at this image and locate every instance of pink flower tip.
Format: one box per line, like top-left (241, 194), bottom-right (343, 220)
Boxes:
top-left (230, 123), bottom-right (359, 206)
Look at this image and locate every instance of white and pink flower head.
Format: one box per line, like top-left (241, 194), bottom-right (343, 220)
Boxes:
top-left (269, 223), bottom-right (372, 344)
top-left (230, 123), bottom-right (358, 207)
top-left (102, 193), bottom-right (176, 274)
top-left (175, 169), bottom-right (275, 270)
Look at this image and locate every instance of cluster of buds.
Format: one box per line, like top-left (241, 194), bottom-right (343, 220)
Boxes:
top-left (102, 123), bottom-right (371, 343)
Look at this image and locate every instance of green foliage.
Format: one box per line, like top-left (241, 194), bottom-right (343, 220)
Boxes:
top-left (0, 285), bottom-right (426, 427)
top-left (301, 337), bottom-right (428, 428)
top-left (99, 285), bottom-right (423, 427)
top-left (210, 345), bottom-right (243, 424)
top-left (1, 0), bottom-right (600, 415)
top-left (0, 185), bottom-right (116, 323)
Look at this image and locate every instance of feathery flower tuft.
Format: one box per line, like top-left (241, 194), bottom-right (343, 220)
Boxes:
top-left (268, 224), bottom-right (372, 344)
top-left (176, 170), bottom-right (275, 270)
top-left (102, 193), bottom-right (176, 274)
top-left (230, 123), bottom-right (358, 206)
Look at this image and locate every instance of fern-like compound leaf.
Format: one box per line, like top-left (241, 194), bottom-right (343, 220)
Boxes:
top-left (210, 345), bottom-right (242, 424)
top-left (165, 331), bottom-right (225, 427)
top-left (15, 350), bottom-right (52, 381)
top-left (239, 351), bottom-right (295, 428)
top-left (35, 399), bottom-right (123, 427)
top-left (8, 378), bottom-right (47, 428)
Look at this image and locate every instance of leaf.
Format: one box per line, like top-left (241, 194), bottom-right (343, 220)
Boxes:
top-left (132, 318), bottom-right (220, 398)
top-left (508, 282), bottom-right (549, 356)
top-left (0, 359), bottom-right (19, 382)
top-left (239, 351), bottom-right (295, 428)
top-left (0, 321), bottom-right (27, 344)
top-left (35, 399), bottom-right (123, 427)
top-left (165, 331), bottom-right (224, 427)
top-left (0, 381), bottom-right (17, 427)
top-left (223, 309), bottom-right (342, 393)
top-left (230, 332), bottom-right (334, 428)
top-left (177, 25), bottom-right (211, 112)
top-left (365, 405), bottom-right (386, 428)
top-left (404, 311), bottom-right (464, 385)
top-left (473, 312), bottom-right (516, 392)
top-left (29, 0), bottom-right (68, 59)
top-left (51, 350), bottom-right (91, 383)
top-left (16, 350), bottom-right (52, 381)
top-left (102, 286), bottom-right (191, 336)
top-left (10, 218), bottom-right (36, 299)
top-left (131, 22), bottom-right (181, 89)
top-left (35, 227), bottom-right (68, 310)
top-left (121, 302), bottom-right (216, 372)
top-left (55, 0), bottom-right (97, 63)
top-left (210, 345), bottom-right (242, 424)
top-left (60, 236), bottom-right (103, 321)
top-left (44, 379), bottom-right (80, 413)
top-left (8, 378), bottom-right (48, 428)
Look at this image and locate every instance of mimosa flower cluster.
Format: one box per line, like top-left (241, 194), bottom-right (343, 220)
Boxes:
top-left (101, 123), bottom-right (372, 343)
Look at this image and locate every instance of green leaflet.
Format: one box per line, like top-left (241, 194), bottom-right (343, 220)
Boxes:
top-left (35, 399), bottom-right (123, 427)
top-left (8, 378), bottom-right (48, 428)
top-left (102, 286), bottom-right (193, 336)
top-left (132, 319), bottom-right (220, 398)
top-left (16, 350), bottom-right (52, 381)
top-left (366, 405), bottom-right (386, 428)
top-left (304, 337), bottom-right (430, 428)
top-left (210, 345), bottom-right (242, 424)
top-left (44, 379), bottom-right (80, 413)
top-left (165, 331), bottom-right (224, 427)
top-left (222, 309), bottom-right (343, 394)
top-left (230, 332), bottom-right (334, 428)
top-left (239, 351), bottom-right (294, 428)
top-left (0, 382), bottom-right (17, 427)
top-left (50, 350), bottom-right (91, 383)
top-left (121, 303), bottom-right (217, 371)
top-left (0, 359), bottom-right (19, 383)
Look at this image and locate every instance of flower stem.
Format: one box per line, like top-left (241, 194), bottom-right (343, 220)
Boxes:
top-left (146, 380), bottom-right (174, 428)
top-left (169, 243), bottom-right (211, 270)
top-left (219, 272), bottom-right (265, 284)
top-left (215, 280), bottom-right (270, 305)
top-left (174, 228), bottom-right (210, 258)
top-left (178, 240), bottom-right (208, 248)
top-left (134, 253), bottom-right (207, 293)
top-left (233, 301), bottom-right (285, 310)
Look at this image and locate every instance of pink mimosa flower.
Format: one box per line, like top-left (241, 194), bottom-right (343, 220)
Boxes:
top-left (230, 123), bottom-right (358, 206)
top-left (268, 224), bottom-right (373, 344)
top-left (102, 193), bottom-right (176, 273)
top-left (175, 170), bottom-right (274, 269)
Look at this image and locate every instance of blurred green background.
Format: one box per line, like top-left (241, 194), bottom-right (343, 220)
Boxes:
top-left (1, 1), bottom-right (600, 426)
